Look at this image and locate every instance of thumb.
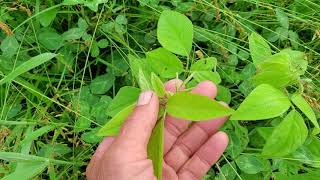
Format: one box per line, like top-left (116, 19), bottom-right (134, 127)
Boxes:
top-left (115, 91), bottom-right (159, 150)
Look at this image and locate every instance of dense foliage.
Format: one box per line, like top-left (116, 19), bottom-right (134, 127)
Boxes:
top-left (1, 0), bottom-right (320, 179)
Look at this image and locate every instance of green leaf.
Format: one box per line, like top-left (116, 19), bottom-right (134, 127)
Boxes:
top-left (62, 28), bottom-right (85, 40)
top-left (138, 69), bottom-right (152, 91)
top-left (78, 18), bottom-right (88, 30)
top-left (216, 85), bottom-right (231, 104)
top-left (190, 57), bottom-right (217, 71)
top-left (0, 53), bottom-right (57, 85)
top-left (97, 39), bottom-right (109, 48)
top-left (291, 93), bottom-right (319, 128)
top-left (276, 8), bottom-right (289, 29)
top-left (151, 73), bottom-right (166, 97)
top-left (79, 86), bottom-right (100, 106)
top-left (81, 128), bottom-right (103, 144)
top-left (0, 36), bottom-right (19, 58)
top-left (230, 84), bottom-right (291, 120)
top-left (146, 48), bottom-right (183, 78)
top-left (193, 71), bottom-right (221, 84)
top-left (89, 73), bottom-right (115, 95)
top-left (97, 104), bottom-right (135, 136)
top-left (252, 53), bottom-right (298, 89)
top-left (62, 0), bottom-right (85, 5)
top-left (83, 0), bottom-right (108, 12)
top-left (157, 10), bottom-right (193, 56)
top-left (147, 117), bottom-right (164, 180)
top-left (107, 86), bottom-right (141, 117)
top-left (90, 40), bottom-right (100, 57)
top-left (38, 8), bottom-right (58, 27)
top-left (167, 92), bottom-right (234, 121)
top-left (280, 49), bottom-right (307, 75)
top-left (91, 96), bottom-right (112, 124)
top-left (249, 32), bottom-right (272, 65)
top-left (262, 110), bottom-right (308, 157)
top-left (38, 30), bottom-right (63, 50)
top-left (2, 161), bottom-right (48, 180)
top-left (128, 55), bottom-right (152, 86)
top-left (275, 172), bottom-right (320, 180)
top-left (74, 101), bottom-right (91, 132)
top-left (115, 15), bottom-right (128, 25)
top-left (235, 154), bottom-right (270, 174)
top-left (215, 162), bottom-right (237, 180)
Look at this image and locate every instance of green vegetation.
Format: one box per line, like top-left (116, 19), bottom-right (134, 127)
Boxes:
top-left (1, 0), bottom-right (320, 179)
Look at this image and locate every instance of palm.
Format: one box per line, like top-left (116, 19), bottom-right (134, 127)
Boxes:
top-left (161, 80), bottom-right (228, 180)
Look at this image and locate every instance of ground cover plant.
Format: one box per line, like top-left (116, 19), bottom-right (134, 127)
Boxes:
top-left (0, 0), bottom-right (320, 179)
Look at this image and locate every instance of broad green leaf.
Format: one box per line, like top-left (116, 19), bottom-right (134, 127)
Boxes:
top-left (90, 40), bottom-right (100, 57)
top-left (62, 28), bottom-right (85, 40)
top-left (74, 101), bottom-right (91, 132)
top-left (276, 26), bottom-right (289, 41)
top-left (276, 8), bottom-right (289, 29)
top-left (151, 73), bottom-right (166, 97)
top-left (90, 73), bottom-right (115, 95)
top-left (167, 92), bottom-right (234, 121)
top-left (275, 172), bottom-right (320, 180)
top-left (2, 161), bottom-right (48, 180)
top-left (235, 154), bottom-right (270, 174)
top-left (91, 96), bottom-right (112, 124)
top-left (146, 48), bottom-right (183, 78)
top-left (193, 71), bottom-right (221, 84)
top-left (0, 53), bottom-right (57, 85)
top-left (79, 86), bottom-right (100, 106)
top-left (115, 15), bottom-right (128, 25)
top-left (216, 85), bottom-right (231, 104)
top-left (138, 69), bottom-right (152, 91)
top-left (83, 0), bottom-right (108, 12)
top-left (38, 8), bottom-right (58, 27)
top-left (291, 93), bottom-right (319, 128)
top-left (0, 36), bottom-right (19, 58)
top-left (225, 121), bottom-right (249, 158)
top-left (292, 136), bottom-right (320, 168)
top-left (128, 55), bottom-right (152, 86)
top-left (107, 86), bottom-right (140, 117)
top-left (38, 30), bottom-right (63, 50)
top-left (190, 57), bottom-right (217, 71)
top-left (157, 10), bottom-right (193, 56)
top-left (230, 84), bottom-right (290, 120)
top-left (0, 152), bottom-right (72, 165)
top-left (252, 53), bottom-right (298, 89)
top-left (81, 128), bottom-right (103, 144)
top-left (249, 32), bottom-right (272, 65)
top-left (262, 110), bottom-right (308, 157)
top-left (97, 39), bottom-right (109, 48)
top-left (280, 49), bottom-right (307, 75)
top-left (62, 0), bottom-right (85, 5)
top-left (215, 162), bottom-right (237, 180)
top-left (147, 117), bottom-right (164, 180)
top-left (97, 104), bottom-right (135, 136)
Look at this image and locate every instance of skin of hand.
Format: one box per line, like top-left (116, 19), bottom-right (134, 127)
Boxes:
top-left (86, 79), bottom-right (229, 180)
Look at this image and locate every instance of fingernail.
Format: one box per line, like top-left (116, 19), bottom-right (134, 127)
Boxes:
top-left (137, 91), bottom-right (153, 106)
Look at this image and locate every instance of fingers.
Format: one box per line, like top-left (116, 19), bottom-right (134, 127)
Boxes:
top-left (178, 132), bottom-right (229, 180)
top-left (164, 81), bottom-right (218, 154)
top-left (114, 91), bottom-right (159, 155)
top-left (86, 137), bottom-right (115, 177)
top-left (164, 117), bottom-right (227, 171)
top-left (165, 79), bottom-right (185, 92)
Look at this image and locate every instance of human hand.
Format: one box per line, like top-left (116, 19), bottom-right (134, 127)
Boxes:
top-left (86, 80), bottom-right (229, 180)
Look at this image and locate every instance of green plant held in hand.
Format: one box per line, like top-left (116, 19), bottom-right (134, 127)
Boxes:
top-left (97, 10), bottom-right (318, 180)
top-left (1, 1), bottom-right (320, 179)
